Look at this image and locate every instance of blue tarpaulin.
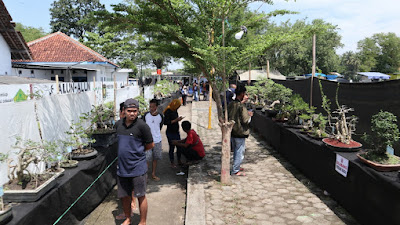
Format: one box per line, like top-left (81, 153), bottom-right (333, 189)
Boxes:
top-left (305, 73), bottom-right (338, 81)
top-left (358, 72), bottom-right (390, 80)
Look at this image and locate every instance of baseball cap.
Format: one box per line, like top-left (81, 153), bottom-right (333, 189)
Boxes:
top-left (124, 99), bottom-right (139, 109)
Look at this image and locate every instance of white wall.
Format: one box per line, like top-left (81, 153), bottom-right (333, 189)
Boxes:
top-left (0, 34), bottom-right (12, 76)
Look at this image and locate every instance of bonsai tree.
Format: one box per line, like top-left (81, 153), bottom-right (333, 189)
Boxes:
top-left (154, 79), bottom-right (179, 98)
top-left (83, 103), bottom-right (115, 134)
top-left (282, 94), bottom-right (312, 125)
top-left (63, 119), bottom-right (95, 154)
top-left (0, 137), bottom-right (58, 188)
top-left (361, 111), bottom-right (400, 163)
top-left (134, 95), bottom-right (149, 117)
top-left (320, 81), bottom-right (358, 144)
top-left (300, 113), bottom-right (329, 138)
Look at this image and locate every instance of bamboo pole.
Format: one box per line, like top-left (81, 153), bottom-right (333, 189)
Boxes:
top-left (248, 62), bottom-right (251, 85)
top-left (310, 33), bottom-right (316, 107)
top-left (114, 74), bottom-right (117, 117)
top-left (55, 75), bottom-right (59, 94)
top-left (208, 84), bottom-right (213, 129)
top-left (93, 76), bottom-right (96, 106)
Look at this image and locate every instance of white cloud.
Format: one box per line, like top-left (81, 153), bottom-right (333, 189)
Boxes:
top-left (254, 0), bottom-right (400, 54)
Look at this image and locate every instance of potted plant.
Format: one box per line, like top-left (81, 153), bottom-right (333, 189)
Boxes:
top-left (0, 183), bottom-right (12, 224)
top-left (282, 94), bottom-right (312, 126)
top-left (134, 95), bottom-right (149, 118)
top-left (357, 111), bottom-right (400, 171)
top-left (0, 137), bottom-right (64, 202)
top-left (84, 102), bottom-right (117, 148)
top-left (63, 119), bottom-right (97, 160)
top-left (300, 113), bottom-right (329, 139)
top-left (320, 83), bottom-right (362, 151)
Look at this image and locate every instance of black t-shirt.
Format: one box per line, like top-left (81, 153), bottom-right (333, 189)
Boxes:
top-left (164, 109), bottom-right (180, 134)
top-left (115, 118), bottom-right (153, 177)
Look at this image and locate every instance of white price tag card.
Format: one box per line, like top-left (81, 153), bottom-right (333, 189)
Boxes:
top-left (335, 154), bottom-right (349, 177)
top-left (0, 186), bottom-right (4, 197)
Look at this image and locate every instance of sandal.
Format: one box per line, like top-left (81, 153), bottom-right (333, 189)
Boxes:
top-left (152, 176), bottom-right (160, 181)
top-left (171, 163), bottom-right (177, 168)
top-left (240, 167), bottom-right (244, 171)
top-left (234, 171), bottom-right (246, 176)
top-left (116, 212), bottom-right (134, 220)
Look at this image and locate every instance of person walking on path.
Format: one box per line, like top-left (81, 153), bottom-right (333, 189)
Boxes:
top-left (115, 98), bottom-right (154, 225)
top-left (143, 99), bottom-right (164, 181)
top-left (163, 99), bottom-right (184, 168)
top-left (228, 85), bottom-right (253, 176)
top-left (193, 82), bottom-right (199, 101)
top-left (172, 121), bottom-right (205, 164)
top-left (181, 85), bottom-right (188, 106)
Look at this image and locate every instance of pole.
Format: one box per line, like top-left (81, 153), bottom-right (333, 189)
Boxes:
top-left (267, 60), bottom-right (270, 79)
top-left (93, 76), bottom-right (97, 106)
top-left (56, 75), bottom-right (60, 94)
top-left (310, 33), bottom-right (316, 107)
top-left (248, 62), bottom-right (251, 85)
top-left (113, 74), bottom-right (117, 117)
top-left (208, 84), bottom-right (213, 129)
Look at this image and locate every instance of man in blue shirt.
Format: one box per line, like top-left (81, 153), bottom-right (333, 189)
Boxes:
top-left (115, 98), bottom-right (154, 225)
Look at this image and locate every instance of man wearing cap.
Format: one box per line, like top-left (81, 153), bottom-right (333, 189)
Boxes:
top-left (115, 98), bottom-right (154, 225)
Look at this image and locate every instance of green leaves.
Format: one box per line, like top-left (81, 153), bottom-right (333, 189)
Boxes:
top-left (363, 111), bottom-right (400, 154)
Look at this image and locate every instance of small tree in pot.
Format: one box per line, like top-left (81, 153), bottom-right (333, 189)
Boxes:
top-left (360, 111), bottom-right (400, 166)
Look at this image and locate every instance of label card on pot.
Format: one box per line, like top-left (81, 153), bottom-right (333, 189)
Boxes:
top-left (335, 154), bottom-right (349, 177)
top-left (0, 186), bottom-right (3, 197)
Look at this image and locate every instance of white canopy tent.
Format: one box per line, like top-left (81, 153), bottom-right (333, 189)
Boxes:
top-left (238, 69), bottom-right (286, 81)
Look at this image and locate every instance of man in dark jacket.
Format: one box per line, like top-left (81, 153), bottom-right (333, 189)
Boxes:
top-left (228, 85), bottom-right (253, 176)
top-left (115, 99), bottom-right (154, 225)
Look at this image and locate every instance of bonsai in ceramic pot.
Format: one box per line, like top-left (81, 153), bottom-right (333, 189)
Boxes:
top-left (319, 82), bottom-right (361, 150)
top-left (83, 103), bottom-right (116, 148)
top-left (63, 119), bottom-right (97, 160)
top-left (358, 111), bottom-right (400, 171)
top-left (0, 137), bottom-right (63, 202)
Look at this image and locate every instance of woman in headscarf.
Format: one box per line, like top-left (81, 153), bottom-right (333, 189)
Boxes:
top-left (163, 99), bottom-right (184, 168)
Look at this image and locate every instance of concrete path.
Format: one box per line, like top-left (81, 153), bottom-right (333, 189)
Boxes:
top-left (187, 100), bottom-right (359, 225)
top-left (83, 98), bottom-right (193, 225)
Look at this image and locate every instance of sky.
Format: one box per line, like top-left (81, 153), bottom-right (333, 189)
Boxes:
top-left (3, 0), bottom-right (400, 68)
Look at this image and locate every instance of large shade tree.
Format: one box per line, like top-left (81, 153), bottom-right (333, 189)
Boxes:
top-left (50, 0), bottom-right (105, 40)
top-left (95, 0), bottom-right (321, 183)
top-left (261, 19), bottom-right (342, 76)
top-left (357, 32), bottom-right (400, 74)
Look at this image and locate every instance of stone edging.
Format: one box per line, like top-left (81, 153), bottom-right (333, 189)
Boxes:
top-left (184, 100), bottom-right (206, 225)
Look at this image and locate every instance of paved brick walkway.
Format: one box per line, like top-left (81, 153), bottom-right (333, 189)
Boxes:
top-left (190, 100), bottom-right (358, 225)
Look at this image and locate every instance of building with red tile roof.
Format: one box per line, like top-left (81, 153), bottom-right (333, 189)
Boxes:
top-left (12, 32), bottom-right (120, 82)
top-left (0, 0), bottom-right (32, 76)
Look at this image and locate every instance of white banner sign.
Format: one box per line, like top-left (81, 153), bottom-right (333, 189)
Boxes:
top-left (335, 154), bottom-right (349, 177)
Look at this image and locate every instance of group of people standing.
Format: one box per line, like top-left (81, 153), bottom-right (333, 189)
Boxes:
top-left (115, 97), bottom-right (205, 225)
top-left (188, 81), bottom-right (210, 102)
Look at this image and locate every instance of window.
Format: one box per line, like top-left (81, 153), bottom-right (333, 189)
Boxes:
top-left (30, 70), bottom-right (34, 74)
top-left (51, 70), bottom-right (54, 74)
top-left (18, 70), bottom-right (22, 74)
top-left (61, 70), bottom-right (64, 74)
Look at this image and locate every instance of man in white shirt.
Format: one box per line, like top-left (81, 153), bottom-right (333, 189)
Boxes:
top-left (143, 99), bottom-right (164, 181)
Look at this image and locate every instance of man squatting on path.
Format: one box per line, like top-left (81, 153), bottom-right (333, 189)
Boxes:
top-left (172, 121), bottom-right (205, 164)
top-left (115, 98), bottom-right (154, 225)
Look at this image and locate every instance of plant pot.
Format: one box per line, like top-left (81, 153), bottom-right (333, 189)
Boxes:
top-left (272, 118), bottom-right (287, 123)
top-left (91, 131), bottom-right (117, 148)
top-left (265, 110), bottom-right (278, 118)
top-left (357, 153), bottom-right (400, 172)
top-left (322, 138), bottom-right (362, 152)
top-left (0, 205), bottom-right (13, 225)
top-left (3, 169), bottom-right (64, 203)
top-left (60, 160), bottom-right (79, 168)
top-left (70, 149), bottom-right (98, 160)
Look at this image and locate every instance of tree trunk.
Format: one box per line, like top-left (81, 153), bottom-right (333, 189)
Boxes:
top-left (219, 121), bottom-right (234, 184)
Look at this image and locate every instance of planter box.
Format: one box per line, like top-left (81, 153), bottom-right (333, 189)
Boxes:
top-left (3, 169), bottom-right (64, 203)
top-left (0, 206), bottom-right (12, 225)
top-left (91, 131), bottom-right (117, 148)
